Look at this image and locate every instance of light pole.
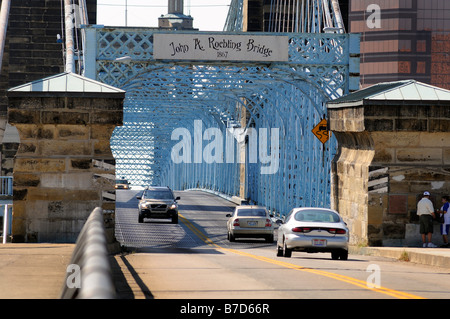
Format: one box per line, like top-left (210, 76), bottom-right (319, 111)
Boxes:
top-left (125, 0), bottom-right (128, 26)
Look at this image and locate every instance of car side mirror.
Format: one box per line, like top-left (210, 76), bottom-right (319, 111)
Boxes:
top-left (175, 196), bottom-right (181, 201)
top-left (226, 214), bottom-right (231, 217)
top-left (269, 214), bottom-right (274, 218)
top-left (276, 219), bottom-right (283, 225)
top-left (136, 195), bottom-right (142, 200)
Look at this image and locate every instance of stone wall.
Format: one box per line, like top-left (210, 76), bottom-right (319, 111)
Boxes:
top-left (8, 94), bottom-right (123, 243)
top-left (330, 129), bottom-right (374, 246)
top-left (329, 103), bottom-right (450, 246)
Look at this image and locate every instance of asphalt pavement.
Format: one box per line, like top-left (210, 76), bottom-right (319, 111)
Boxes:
top-left (1, 189), bottom-right (450, 298)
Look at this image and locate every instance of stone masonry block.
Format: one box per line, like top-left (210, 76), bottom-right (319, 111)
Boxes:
top-left (8, 97), bottom-right (42, 109)
top-left (444, 148), bottom-right (450, 164)
top-left (14, 158), bottom-right (66, 173)
top-left (364, 119), bottom-right (394, 132)
top-left (372, 148), bottom-right (394, 163)
top-left (39, 97), bottom-right (69, 109)
top-left (13, 173), bottom-right (40, 187)
top-left (389, 181), bottom-right (410, 193)
top-left (17, 142), bottom-right (37, 155)
top-left (395, 119), bottom-right (428, 131)
top-left (371, 132), bottom-right (421, 148)
top-left (48, 200), bottom-right (98, 219)
top-left (63, 189), bottom-right (100, 201)
top-left (57, 125), bottom-right (90, 140)
top-left (38, 140), bottom-right (91, 156)
top-left (40, 172), bottom-right (93, 189)
top-left (8, 109), bottom-right (40, 124)
top-left (93, 140), bottom-right (113, 156)
top-left (13, 124), bottom-right (55, 139)
top-left (396, 148), bottom-right (442, 164)
top-left (90, 97), bottom-right (123, 110)
top-left (90, 124), bottom-right (117, 140)
top-left (41, 111), bottom-right (89, 125)
top-left (70, 159), bottom-right (92, 170)
top-left (429, 119), bottom-right (450, 132)
top-left (27, 188), bottom-right (65, 201)
top-left (13, 188), bottom-right (28, 201)
top-left (91, 111), bottom-right (123, 125)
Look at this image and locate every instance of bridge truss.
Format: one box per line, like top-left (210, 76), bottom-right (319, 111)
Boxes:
top-left (83, 3), bottom-right (359, 216)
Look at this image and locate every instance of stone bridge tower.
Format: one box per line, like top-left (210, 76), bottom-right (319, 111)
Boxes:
top-left (7, 72), bottom-right (124, 243)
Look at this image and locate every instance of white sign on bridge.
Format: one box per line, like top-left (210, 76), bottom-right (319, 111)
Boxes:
top-left (154, 33), bottom-right (289, 62)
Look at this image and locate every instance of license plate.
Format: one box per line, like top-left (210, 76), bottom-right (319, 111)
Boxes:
top-left (247, 221), bottom-right (257, 226)
top-left (312, 239), bottom-right (327, 247)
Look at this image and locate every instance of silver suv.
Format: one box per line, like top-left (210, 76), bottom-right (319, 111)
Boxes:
top-left (137, 187), bottom-right (180, 224)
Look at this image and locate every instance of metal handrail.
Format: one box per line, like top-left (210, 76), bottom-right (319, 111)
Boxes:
top-left (60, 207), bottom-right (116, 299)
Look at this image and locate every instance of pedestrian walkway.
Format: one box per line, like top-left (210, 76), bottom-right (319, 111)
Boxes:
top-left (350, 246), bottom-right (450, 269)
top-left (0, 243), bottom-right (74, 299)
top-left (0, 242), bottom-right (449, 298)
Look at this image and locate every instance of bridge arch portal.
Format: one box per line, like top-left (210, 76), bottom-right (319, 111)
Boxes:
top-left (86, 28), bottom-right (359, 216)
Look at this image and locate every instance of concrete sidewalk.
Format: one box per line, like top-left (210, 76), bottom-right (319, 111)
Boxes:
top-left (0, 242), bottom-right (449, 299)
top-left (0, 243), bottom-right (74, 299)
top-left (350, 246), bottom-right (450, 269)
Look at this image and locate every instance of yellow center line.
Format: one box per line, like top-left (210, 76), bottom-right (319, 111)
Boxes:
top-left (179, 213), bottom-right (425, 299)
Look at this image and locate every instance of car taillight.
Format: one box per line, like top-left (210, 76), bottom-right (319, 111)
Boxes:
top-left (233, 219), bottom-right (240, 227)
top-left (328, 228), bottom-right (346, 234)
top-left (292, 227), bottom-right (311, 233)
top-left (265, 219), bottom-right (272, 227)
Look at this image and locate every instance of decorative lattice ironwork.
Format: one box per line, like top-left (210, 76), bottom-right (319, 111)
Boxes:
top-left (85, 25), bottom-right (358, 216)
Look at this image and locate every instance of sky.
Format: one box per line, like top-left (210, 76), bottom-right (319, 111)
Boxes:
top-left (96, 0), bottom-right (232, 31)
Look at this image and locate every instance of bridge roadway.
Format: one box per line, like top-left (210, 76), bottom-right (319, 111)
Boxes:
top-left (111, 189), bottom-right (450, 300)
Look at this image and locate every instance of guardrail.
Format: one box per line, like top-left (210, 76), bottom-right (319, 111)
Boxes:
top-left (60, 207), bottom-right (116, 299)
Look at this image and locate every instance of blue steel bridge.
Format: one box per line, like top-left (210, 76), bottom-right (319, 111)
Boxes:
top-left (82, 0), bottom-right (359, 218)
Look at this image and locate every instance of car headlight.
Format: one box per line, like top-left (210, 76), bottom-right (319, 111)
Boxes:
top-left (141, 203), bottom-right (149, 209)
top-left (170, 203), bottom-right (177, 209)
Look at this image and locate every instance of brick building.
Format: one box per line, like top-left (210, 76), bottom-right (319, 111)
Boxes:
top-left (0, 1), bottom-right (97, 115)
top-left (348, 0), bottom-right (450, 90)
top-left (240, 0), bottom-right (349, 32)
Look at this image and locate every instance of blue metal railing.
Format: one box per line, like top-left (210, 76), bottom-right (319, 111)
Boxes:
top-left (0, 177), bottom-right (12, 197)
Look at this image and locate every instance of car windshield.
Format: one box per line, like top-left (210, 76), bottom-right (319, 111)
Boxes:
top-left (294, 210), bottom-right (340, 223)
top-left (236, 208), bottom-right (267, 217)
top-left (144, 190), bottom-right (174, 200)
top-left (116, 179), bottom-right (128, 184)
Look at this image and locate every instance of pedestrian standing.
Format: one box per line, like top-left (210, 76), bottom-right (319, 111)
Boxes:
top-left (438, 195), bottom-right (450, 248)
top-left (417, 191), bottom-right (436, 248)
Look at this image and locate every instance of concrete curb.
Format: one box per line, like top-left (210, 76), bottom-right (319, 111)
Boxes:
top-left (350, 246), bottom-right (450, 268)
top-left (184, 188), bottom-right (246, 205)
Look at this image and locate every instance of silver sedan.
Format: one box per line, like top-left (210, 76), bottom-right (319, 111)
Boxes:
top-left (276, 207), bottom-right (349, 260)
top-left (226, 206), bottom-right (274, 242)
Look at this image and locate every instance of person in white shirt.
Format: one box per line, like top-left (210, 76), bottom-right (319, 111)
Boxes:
top-left (417, 191), bottom-right (436, 248)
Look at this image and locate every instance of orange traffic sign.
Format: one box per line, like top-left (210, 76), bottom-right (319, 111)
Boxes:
top-left (312, 118), bottom-right (331, 144)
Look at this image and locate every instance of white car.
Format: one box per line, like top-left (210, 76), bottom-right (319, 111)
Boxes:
top-left (226, 206), bottom-right (274, 243)
top-left (277, 207), bottom-right (349, 260)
